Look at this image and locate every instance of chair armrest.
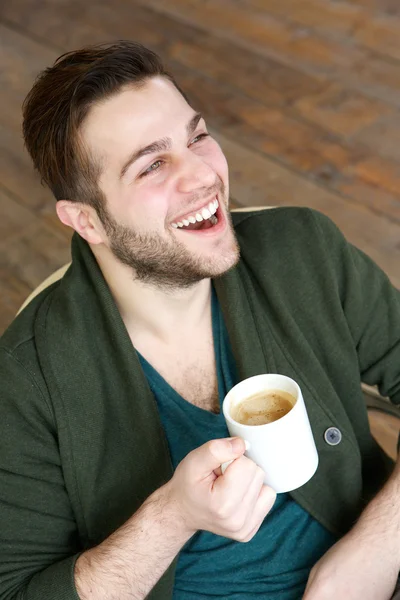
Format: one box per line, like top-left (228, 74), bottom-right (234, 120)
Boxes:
top-left (17, 262), bottom-right (71, 315)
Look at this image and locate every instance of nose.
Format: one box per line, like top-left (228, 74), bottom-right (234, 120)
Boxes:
top-left (175, 149), bottom-right (216, 194)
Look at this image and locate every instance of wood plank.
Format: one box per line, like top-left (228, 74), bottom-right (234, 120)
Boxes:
top-left (1, 1), bottom-right (396, 145)
top-left (0, 269), bottom-right (31, 334)
top-left (351, 113), bottom-right (400, 162)
top-left (347, 156), bottom-right (400, 200)
top-left (292, 82), bottom-right (394, 138)
top-left (0, 2), bottom-right (327, 107)
top-left (0, 221), bottom-right (71, 291)
top-left (341, 0), bottom-right (400, 16)
top-left (138, 0), bottom-right (400, 107)
top-left (167, 39), bottom-right (394, 138)
top-left (0, 24), bottom-right (59, 209)
top-left (0, 122), bottom-right (54, 211)
top-left (354, 14), bottom-right (400, 61)
top-left (243, 0), bottom-right (400, 65)
top-left (0, 187), bottom-right (40, 242)
top-left (242, 0), bottom-right (364, 38)
top-left (141, 0), bottom-right (366, 71)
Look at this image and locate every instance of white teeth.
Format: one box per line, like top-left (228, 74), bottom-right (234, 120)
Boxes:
top-left (171, 198), bottom-right (219, 229)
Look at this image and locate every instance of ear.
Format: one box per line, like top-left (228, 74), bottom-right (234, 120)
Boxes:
top-left (56, 200), bottom-right (105, 245)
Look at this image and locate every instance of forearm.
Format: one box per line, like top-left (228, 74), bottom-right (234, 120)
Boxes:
top-left (74, 483), bottom-right (193, 600)
top-left (354, 456), bottom-right (400, 562)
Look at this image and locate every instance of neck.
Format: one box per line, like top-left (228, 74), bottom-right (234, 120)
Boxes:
top-left (93, 246), bottom-right (212, 343)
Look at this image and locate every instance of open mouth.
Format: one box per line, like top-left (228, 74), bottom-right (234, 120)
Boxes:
top-left (171, 198), bottom-right (224, 234)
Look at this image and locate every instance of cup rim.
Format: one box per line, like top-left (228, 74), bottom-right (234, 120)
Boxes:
top-left (222, 374), bottom-right (300, 429)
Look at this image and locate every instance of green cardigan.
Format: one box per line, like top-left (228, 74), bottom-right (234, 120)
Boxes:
top-left (0, 207), bottom-right (399, 600)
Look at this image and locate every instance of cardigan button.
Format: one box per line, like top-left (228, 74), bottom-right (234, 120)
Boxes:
top-left (324, 427), bottom-right (342, 446)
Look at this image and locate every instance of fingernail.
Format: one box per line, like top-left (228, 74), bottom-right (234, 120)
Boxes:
top-left (230, 437), bottom-right (244, 453)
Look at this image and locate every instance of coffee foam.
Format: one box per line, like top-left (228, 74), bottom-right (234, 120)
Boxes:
top-left (231, 389), bottom-right (295, 426)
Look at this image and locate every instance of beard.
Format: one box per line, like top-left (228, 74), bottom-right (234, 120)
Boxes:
top-left (99, 199), bottom-right (240, 291)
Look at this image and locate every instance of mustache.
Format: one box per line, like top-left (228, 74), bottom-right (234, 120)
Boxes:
top-left (182, 179), bottom-right (224, 212)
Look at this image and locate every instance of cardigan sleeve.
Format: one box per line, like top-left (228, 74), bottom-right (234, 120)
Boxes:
top-left (0, 347), bottom-right (82, 600)
top-left (312, 210), bottom-right (400, 405)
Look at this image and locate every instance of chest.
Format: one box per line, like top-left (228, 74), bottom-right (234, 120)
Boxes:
top-left (156, 352), bottom-right (220, 412)
top-left (134, 331), bottom-right (220, 413)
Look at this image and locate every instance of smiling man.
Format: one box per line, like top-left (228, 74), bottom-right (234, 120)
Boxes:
top-left (70, 78), bottom-right (239, 291)
top-left (1, 41), bottom-right (400, 600)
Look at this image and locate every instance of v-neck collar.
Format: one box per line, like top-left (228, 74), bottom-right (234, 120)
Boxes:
top-left (137, 284), bottom-right (236, 411)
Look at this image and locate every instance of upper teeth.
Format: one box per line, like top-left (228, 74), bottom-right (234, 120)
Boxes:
top-left (171, 199), bottom-right (219, 228)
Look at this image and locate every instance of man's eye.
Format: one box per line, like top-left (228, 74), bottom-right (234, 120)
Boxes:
top-left (141, 160), bottom-right (163, 177)
top-left (139, 134), bottom-right (209, 178)
top-left (191, 133), bottom-right (209, 144)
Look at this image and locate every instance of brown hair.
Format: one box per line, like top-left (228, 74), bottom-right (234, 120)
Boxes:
top-left (22, 40), bottom-right (185, 216)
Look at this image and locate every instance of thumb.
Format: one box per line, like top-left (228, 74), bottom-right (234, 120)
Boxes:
top-left (191, 437), bottom-right (246, 478)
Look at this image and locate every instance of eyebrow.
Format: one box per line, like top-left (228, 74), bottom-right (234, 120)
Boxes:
top-left (119, 112), bottom-right (203, 179)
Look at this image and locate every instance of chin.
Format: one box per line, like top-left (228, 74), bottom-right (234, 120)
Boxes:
top-left (201, 242), bottom-right (240, 279)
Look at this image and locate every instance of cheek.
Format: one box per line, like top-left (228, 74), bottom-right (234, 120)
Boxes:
top-left (207, 142), bottom-right (229, 181)
top-left (128, 187), bottom-right (171, 227)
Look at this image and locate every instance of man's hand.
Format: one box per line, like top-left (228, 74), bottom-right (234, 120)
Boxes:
top-left (164, 437), bottom-right (276, 542)
top-left (75, 438), bottom-right (276, 600)
top-left (304, 455), bottom-right (400, 600)
top-left (303, 523), bottom-right (399, 600)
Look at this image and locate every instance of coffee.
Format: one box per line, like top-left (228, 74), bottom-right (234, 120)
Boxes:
top-left (231, 389), bottom-right (295, 426)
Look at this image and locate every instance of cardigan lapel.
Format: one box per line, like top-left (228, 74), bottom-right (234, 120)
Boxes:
top-left (34, 233), bottom-right (174, 544)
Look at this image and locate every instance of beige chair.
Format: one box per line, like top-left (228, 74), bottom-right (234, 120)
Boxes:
top-left (17, 263), bottom-right (71, 315)
top-left (16, 206), bottom-right (398, 421)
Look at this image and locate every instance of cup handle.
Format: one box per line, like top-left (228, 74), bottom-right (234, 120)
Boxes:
top-left (221, 440), bottom-right (251, 474)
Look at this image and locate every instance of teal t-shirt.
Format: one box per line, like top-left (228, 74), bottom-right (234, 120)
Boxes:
top-left (138, 287), bottom-right (337, 599)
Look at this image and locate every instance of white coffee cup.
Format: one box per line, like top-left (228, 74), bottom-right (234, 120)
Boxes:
top-left (222, 374), bottom-right (318, 493)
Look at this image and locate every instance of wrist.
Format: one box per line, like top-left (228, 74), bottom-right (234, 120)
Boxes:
top-left (149, 483), bottom-right (196, 546)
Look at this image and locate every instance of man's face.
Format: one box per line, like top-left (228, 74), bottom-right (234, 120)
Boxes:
top-left (81, 76), bottom-right (239, 289)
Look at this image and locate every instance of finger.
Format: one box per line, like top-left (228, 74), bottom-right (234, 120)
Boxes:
top-left (220, 459), bottom-right (234, 475)
top-left (220, 441), bottom-right (251, 476)
top-left (213, 466), bottom-right (223, 477)
top-left (241, 518), bottom-right (264, 543)
top-left (212, 456), bottom-right (260, 513)
top-left (240, 465), bottom-right (267, 511)
top-left (190, 437), bottom-right (246, 479)
top-left (220, 455), bottom-right (259, 492)
top-left (241, 485), bottom-right (276, 540)
top-left (304, 568), bottom-right (316, 595)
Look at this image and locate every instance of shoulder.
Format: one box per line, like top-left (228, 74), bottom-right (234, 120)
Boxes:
top-left (231, 206), bottom-right (345, 260)
top-left (232, 206), bottom-right (341, 236)
top-left (1, 281), bottom-right (60, 356)
top-left (0, 282), bottom-right (62, 414)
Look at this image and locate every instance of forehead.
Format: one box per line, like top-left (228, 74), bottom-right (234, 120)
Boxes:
top-left (80, 77), bottom-right (192, 167)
